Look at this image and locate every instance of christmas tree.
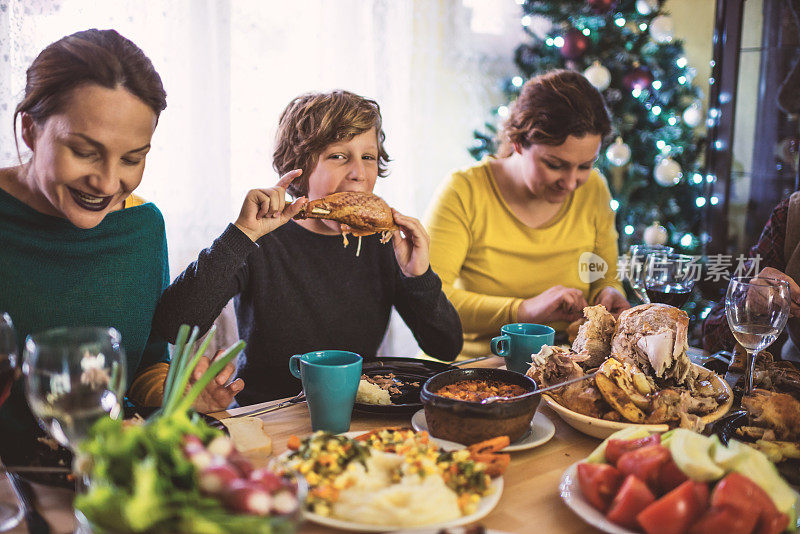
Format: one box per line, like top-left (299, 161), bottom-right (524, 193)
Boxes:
top-left (471, 0), bottom-right (712, 330)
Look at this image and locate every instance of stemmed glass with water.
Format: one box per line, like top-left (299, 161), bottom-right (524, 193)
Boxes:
top-left (22, 326), bottom-right (126, 452)
top-left (625, 244), bottom-right (674, 303)
top-left (725, 276), bottom-right (790, 394)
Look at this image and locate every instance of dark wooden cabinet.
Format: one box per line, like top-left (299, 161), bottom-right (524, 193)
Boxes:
top-left (706, 0), bottom-right (800, 256)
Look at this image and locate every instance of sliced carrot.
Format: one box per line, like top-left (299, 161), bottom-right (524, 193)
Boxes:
top-left (468, 435), bottom-right (511, 456)
top-left (471, 452), bottom-right (511, 477)
top-left (286, 435), bottom-right (301, 451)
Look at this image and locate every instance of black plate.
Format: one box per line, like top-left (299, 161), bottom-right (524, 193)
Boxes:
top-left (354, 357), bottom-right (455, 414)
top-left (711, 409), bottom-right (800, 486)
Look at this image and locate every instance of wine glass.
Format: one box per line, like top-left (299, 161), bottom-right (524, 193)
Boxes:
top-left (625, 244), bottom-right (674, 303)
top-left (725, 276), bottom-right (790, 394)
top-left (0, 313), bottom-right (23, 531)
top-left (643, 252), bottom-right (697, 308)
top-left (22, 327), bottom-right (126, 451)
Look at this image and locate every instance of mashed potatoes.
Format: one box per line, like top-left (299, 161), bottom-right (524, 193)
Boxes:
top-left (332, 451), bottom-right (461, 526)
top-left (356, 379), bottom-right (391, 405)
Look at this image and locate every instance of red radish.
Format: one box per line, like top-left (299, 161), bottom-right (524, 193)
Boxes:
top-left (186, 449), bottom-right (213, 470)
top-left (250, 468), bottom-right (284, 493)
top-left (182, 435), bottom-right (206, 457)
top-left (271, 490), bottom-right (299, 515)
top-left (228, 452), bottom-right (255, 477)
top-left (198, 464), bottom-right (240, 495)
top-left (224, 480), bottom-right (272, 516)
top-left (207, 436), bottom-right (234, 457)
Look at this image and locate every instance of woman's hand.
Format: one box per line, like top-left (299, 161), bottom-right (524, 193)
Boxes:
top-left (757, 267), bottom-right (800, 317)
top-left (234, 169), bottom-right (307, 242)
top-left (391, 209), bottom-right (430, 277)
top-left (518, 285), bottom-right (588, 324)
top-left (189, 351), bottom-right (245, 414)
top-left (594, 286), bottom-right (631, 318)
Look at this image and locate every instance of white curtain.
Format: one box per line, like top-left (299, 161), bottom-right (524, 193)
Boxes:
top-left (0, 0), bottom-right (521, 356)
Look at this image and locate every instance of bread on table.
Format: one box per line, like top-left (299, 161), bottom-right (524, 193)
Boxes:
top-left (220, 416), bottom-right (273, 464)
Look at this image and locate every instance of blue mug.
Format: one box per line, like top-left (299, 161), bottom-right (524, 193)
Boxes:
top-left (491, 323), bottom-right (555, 374)
top-left (289, 350), bottom-right (362, 433)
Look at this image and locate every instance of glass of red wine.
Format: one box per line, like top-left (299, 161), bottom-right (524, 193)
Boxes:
top-left (0, 312), bottom-right (23, 530)
top-left (643, 253), bottom-right (697, 308)
top-left (625, 244), bottom-right (674, 303)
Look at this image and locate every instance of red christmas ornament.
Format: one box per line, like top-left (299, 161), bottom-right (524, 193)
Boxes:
top-left (588, 0), bottom-right (618, 14)
top-left (560, 29), bottom-right (590, 60)
top-left (623, 66), bottom-right (654, 91)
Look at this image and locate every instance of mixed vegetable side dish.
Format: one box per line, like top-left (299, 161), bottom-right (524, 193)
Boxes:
top-left (278, 428), bottom-right (509, 526)
top-left (576, 427), bottom-right (798, 534)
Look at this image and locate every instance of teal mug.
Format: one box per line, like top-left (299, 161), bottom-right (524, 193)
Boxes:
top-left (491, 323), bottom-right (555, 374)
top-left (289, 350), bottom-right (362, 433)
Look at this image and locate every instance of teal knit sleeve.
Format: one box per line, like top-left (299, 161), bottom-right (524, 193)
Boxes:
top-left (138, 206), bottom-right (171, 370)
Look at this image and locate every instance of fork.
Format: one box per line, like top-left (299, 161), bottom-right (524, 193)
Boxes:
top-left (205, 390), bottom-right (306, 428)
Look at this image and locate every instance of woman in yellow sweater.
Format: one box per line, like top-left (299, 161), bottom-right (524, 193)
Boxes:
top-left (427, 70), bottom-right (630, 357)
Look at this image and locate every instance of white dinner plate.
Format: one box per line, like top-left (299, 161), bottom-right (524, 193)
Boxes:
top-left (560, 461), bottom-right (800, 534)
top-left (283, 431), bottom-right (504, 532)
top-left (411, 409), bottom-right (555, 452)
top-left (559, 462), bottom-right (637, 534)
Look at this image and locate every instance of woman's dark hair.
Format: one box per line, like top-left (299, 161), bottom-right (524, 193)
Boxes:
top-left (273, 90), bottom-right (390, 198)
top-left (13, 28), bottom-right (167, 156)
top-left (497, 70), bottom-right (611, 157)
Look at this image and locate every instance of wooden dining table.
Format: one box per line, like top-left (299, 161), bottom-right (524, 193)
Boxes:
top-left (3, 356), bottom-right (606, 534)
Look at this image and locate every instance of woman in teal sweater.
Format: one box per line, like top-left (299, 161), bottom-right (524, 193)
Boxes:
top-left (0, 29), bottom-right (240, 440)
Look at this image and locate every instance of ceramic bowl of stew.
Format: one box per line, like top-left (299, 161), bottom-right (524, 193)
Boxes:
top-left (419, 368), bottom-right (539, 445)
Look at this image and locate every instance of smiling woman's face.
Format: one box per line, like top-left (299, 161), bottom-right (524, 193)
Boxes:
top-left (516, 134), bottom-right (602, 204)
top-left (22, 83), bottom-right (157, 229)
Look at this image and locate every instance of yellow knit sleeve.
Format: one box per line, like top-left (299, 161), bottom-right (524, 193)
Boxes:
top-left (426, 170), bottom-right (522, 337)
top-left (124, 194), bottom-right (147, 208)
top-left (127, 362), bottom-right (169, 407)
top-left (587, 172), bottom-right (625, 303)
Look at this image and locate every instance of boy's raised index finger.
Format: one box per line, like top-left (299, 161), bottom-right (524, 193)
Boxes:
top-left (276, 168), bottom-right (303, 188)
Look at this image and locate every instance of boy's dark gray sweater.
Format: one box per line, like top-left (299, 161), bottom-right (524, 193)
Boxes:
top-left (153, 221), bottom-right (463, 405)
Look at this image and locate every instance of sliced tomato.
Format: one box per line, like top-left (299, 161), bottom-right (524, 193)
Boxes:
top-left (712, 472), bottom-right (775, 512)
top-left (657, 458), bottom-right (689, 494)
top-left (616, 444), bottom-right (671, 492)
top-left (605, 435), bottom-right (661, 466)
top-left (606, 475), bottom-right (656, 529)
top-left (711, 472), bottom-right (788, 534)
top-left (636, 480), bottom-right (709, 534)
top-left (756, 511), bottom-right (791, 534)
top-left (710, 472), bottom-right (789, 534)
top-left (688, 505), bottom-right (759, 534)
top-left (577, 462), bottom-right (624, 512)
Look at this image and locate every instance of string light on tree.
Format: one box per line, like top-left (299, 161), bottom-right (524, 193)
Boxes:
top-left (654, 157), bottom-right (683, 186)
top-left (649, 15), bottom-right (674, 44)
top-left (644, 222), bottom-right (669, 246)
top-left (584, 61), bottom-right (611, 91)
top-left (606, 137), bottom-right (632, 166)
